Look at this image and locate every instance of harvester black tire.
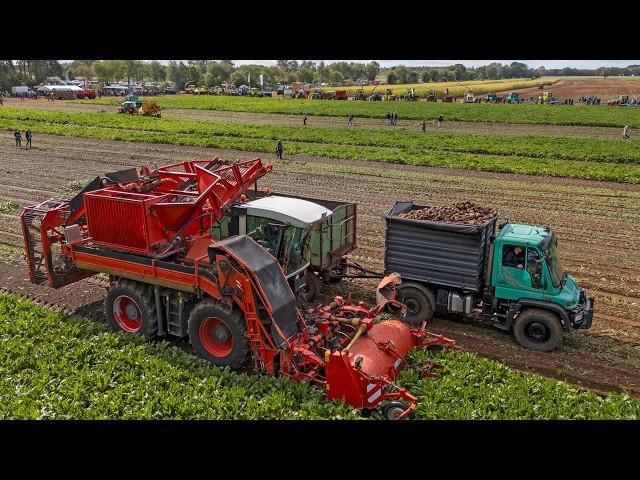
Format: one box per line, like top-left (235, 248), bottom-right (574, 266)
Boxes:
top-left (395, 285), bottom-right (434, 326)
top-left (299, 271), bottom-right (321, 303)
top-left (513, 308), bottom-right (563, 352)
top-left (105, 279), bottom-right (158, 340)
top-left (188, 300), bottom-right (249, 369)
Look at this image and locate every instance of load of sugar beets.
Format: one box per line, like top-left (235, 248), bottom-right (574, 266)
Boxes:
top-left (399, 201), bottom-right (498, 225)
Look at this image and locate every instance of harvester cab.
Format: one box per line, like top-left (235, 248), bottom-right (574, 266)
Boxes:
top-left (20, 157), bottom-right (454, 418)
top-left (228, 195), bottom-right (334, 293)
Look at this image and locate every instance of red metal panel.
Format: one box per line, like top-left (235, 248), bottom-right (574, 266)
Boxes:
top-left (84, 192), bottom-right (149, 254)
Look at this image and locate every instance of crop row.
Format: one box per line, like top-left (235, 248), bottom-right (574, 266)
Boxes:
top-left (73, 95), bottom-right (640, 128)
top-left (2, 108), bottom-right (639, 183)
top-left (6, 107), bottom-right (640, 164)
top-left (2, 294), bottom-right (638, 419)
top-left (318, 78), bottom-right (555, 96)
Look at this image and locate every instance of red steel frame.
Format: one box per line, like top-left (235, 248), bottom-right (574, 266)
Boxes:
top-left (20, 157), bottom-right (454, 418)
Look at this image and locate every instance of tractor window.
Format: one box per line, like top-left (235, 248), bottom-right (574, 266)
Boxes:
top-left (282, 226), bottom-right (309, 275)
top-left (246, 215), bottom-right (284, 259)
top-left (502, 245), bottom-right (524, 269)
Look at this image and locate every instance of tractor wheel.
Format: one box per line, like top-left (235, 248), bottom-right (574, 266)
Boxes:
top-left (188, 300), bottom-right (249, 369)
top-left (298, 270), bottom-right (321, 303)
top-left (513, 308), bottom-right (563, 352)
top-left (105, 280), bottom-right (158, 339)
top-left (395, 284), bottom-right (434, 326)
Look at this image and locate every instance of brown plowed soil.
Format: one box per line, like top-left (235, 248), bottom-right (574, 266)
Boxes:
top-left (1, 97), bottom-right (630, 140)
top-left (512, 78), bottom-right (640, 101)
top-left (1, 133), bottom-right (639, 397)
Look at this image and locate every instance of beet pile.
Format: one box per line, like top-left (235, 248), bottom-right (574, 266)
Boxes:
top-left (399, 201), bottom-right (498, 225)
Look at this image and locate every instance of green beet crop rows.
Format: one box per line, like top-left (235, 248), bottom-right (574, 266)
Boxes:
top-left (2, 108), bottom-right (640, 183)
top-left (2, 294), bottom-right (638, 419)
top-left (74, 95), bottom-right (640, 128)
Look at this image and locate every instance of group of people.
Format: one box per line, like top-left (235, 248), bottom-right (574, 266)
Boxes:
top-left (14, 130), bottom-right (33, 149)
top-left (385, 112), bottom-right (398, 125)
top-left (579, 96), bottom-right (601, 105)
top-left (418, 115), bottom-right (445, 133)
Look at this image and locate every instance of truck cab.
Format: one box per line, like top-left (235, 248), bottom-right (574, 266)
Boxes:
top-left (487, 223), bottom-right (593, 350)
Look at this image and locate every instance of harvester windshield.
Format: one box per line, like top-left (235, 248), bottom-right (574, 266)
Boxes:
top-left (238, 196), bottom-right (333, 277)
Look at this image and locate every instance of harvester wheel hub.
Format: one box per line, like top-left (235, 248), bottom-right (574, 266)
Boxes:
top-left (113, 295), bottom-right (142, 332)
top-left (200, 317), bottom-right (234, 357)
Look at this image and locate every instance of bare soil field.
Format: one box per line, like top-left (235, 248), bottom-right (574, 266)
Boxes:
top-left (1, 97), bottom-right (629, 140)
top-left (512, 78), bottom-right (640, 100)
top-left (1, 133), bottom-right (639, 397)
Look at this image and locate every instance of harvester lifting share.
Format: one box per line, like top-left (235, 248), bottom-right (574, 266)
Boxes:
top-left (20, 158), bottom-right (455, 419)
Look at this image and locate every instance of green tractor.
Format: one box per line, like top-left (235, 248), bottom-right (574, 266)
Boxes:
top-left (404, 88), bottom-right (417, 101)
top-left (427, 90), bottom-right (437, 102)
top-left (505, 92), bottom-right (520, 104)
top-left (353, 88), bottom-right (367, 101)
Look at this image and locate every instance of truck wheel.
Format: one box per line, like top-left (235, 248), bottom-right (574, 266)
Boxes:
top-left (513, 308), bottom-right (563, 352)
top-left (105, 280), bottom-right (158, 339)
top-left (299, 271), bottom-right (320, 303)
top-left (396, 285), bottom-right (434, 326)
top-left (188, 300), bottom-right (249, 369)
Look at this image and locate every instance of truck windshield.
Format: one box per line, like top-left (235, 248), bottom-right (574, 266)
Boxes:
top-left (543, 236), bottom-right (565, 288)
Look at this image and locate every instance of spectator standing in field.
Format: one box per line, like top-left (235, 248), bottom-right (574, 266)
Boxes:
top-left (623, 125), bottom-right (631, 140)
top-left (385, 112), bottom-right (391, 125)
top-left (421, 119), bottom-right (428, 133)
top-left (25, 130), bottom-right (32, 149)
top-left (302, 113), bottom-right (307, 125)
top-left (275, 139), bottom-right (283, 159)
top-left (347, 113), bottom-right (354, 126)
top-left (14, 130), bottom-right (22, 149)
top-left (0, 94), bottom-right (3, 106)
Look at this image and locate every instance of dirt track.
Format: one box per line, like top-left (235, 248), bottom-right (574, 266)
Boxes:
top-left (513, 78), bottom-right (640, 101)
top-left (1, 97), bottom-right (631, 140)
top-left (1, 133), bottom-right (639, 397)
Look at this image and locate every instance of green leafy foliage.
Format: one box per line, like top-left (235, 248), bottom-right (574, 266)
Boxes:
top-left (0, 201), bottom-right (21, 214)
top-left (1, 294), bottom-right (638, 419)
top-left (74, 95), bottom-right (640, 128)
top-left (1, 108), bottom-right (639, 183)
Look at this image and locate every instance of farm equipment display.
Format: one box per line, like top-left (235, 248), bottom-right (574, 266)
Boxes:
top-left (465, 91), bottom-right (476, 103)
top-left (404, 89), bottom-right (417, 101)
top-left (441, 93), bottom-right (453, 102)
top-left (335, 90), bottom-right (348, 100)
top-left (119, 98), bottom-right (161, 117)
top-left (427, 90), bottom-right (437, 102)
top-left (505, 92), bottom-right (520, 104)
top-left (20, 157), bottom-right (453, 419)
top-left (383, 202), bottom-right (594, 352)
top-left (352, 89), bottom-right (367, 101)
top-left (485, 92), bottom-right (500, 103)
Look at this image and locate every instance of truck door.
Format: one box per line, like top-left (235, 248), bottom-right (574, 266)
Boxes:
top-left (494, 245), bottom-right (547, 301)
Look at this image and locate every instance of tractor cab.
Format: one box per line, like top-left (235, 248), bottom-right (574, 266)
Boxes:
top-left (214, 195), bottom-right (333, 291)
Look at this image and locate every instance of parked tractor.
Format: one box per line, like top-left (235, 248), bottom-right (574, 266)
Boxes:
top-left (353, 89), bottom-right (367, 101)
top-left (427, 90), bottom-right (437, 102)
top-left (465, 91), bottom-right (476, 103)
top-left (485, 92), bottom-right (499, 103)
top-left (404, 89), bottom-right (417, 101)
top-left (505, 92), bottom-right (520, 104)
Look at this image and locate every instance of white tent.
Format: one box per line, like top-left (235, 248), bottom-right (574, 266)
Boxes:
top-left (37, 85), bottom-right (83, 93)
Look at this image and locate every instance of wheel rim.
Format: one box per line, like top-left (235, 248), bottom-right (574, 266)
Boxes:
top-left (199, 317), bottom-right (233, 357)
top-left (113, 295), bottom-right (142, 332)
top-left (403, 297), bottom-right (420, 315)
top-left (525, 321), bottom-right (551, 343)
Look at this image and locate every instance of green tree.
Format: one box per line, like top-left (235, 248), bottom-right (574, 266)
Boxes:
top-left (365, 61), bottom-right (380, 82)
top-left (204, 61), bottom-right (233, 87)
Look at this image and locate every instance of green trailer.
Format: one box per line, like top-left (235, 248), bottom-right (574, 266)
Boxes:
top-left (210, 189), bottom-right (357, 301)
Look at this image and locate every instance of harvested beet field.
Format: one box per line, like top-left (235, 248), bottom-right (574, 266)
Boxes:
top-left (512, 78), bottom-right (640, 101)
top-left (1, 134), bottom-right (639, 398)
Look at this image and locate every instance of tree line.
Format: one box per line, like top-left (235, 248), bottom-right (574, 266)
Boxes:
top-left (2, 60), bottom-right (640, 92)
